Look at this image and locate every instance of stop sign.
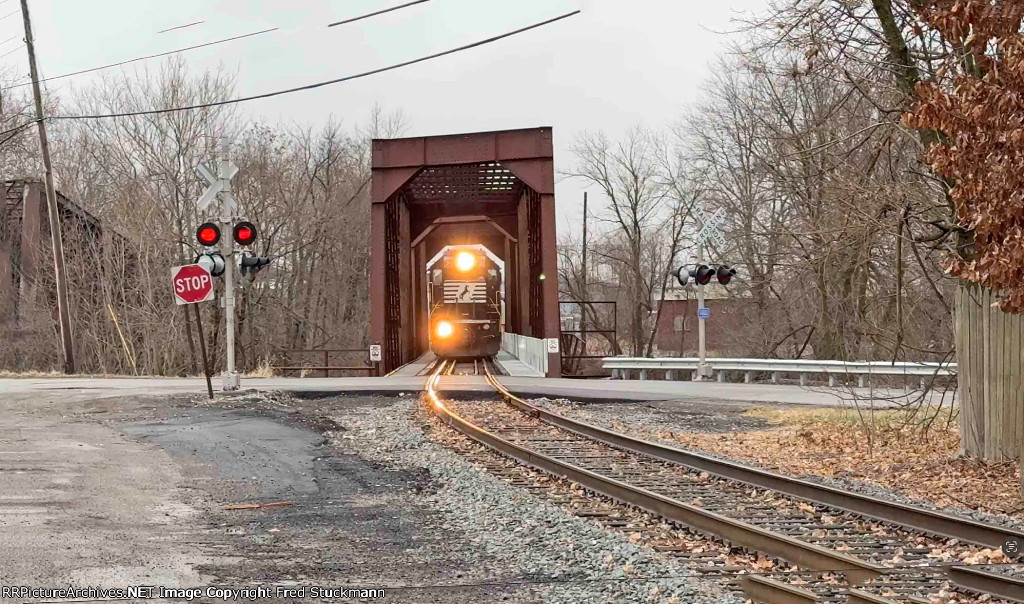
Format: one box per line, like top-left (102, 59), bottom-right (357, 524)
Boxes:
top-left (171, 264), bottom-right (215, 305)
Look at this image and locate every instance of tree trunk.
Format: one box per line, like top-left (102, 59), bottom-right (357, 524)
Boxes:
top-left (955, 280), bottom-right (1024, 460)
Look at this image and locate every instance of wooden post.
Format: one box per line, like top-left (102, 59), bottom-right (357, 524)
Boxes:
top-left (192, 305), bottom-right (214, 399)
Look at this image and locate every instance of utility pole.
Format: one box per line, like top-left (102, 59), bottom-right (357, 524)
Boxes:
top-left (218, 139), bottom-right (239, 390)
top-left (21, 0), bottom-right (75, 374)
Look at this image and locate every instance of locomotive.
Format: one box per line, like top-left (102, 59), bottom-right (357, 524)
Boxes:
top-left (429, 247), bottom-right (502, 358)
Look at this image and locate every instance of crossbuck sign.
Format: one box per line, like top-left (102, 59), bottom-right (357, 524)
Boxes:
top-left (695, 207), bottom-right (727, 249)
top-left (196, 161), bottom-right (239, 213)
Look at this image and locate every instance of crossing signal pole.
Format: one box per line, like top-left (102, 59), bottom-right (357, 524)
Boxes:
top-left (695, 240), bottom-right (709, 380)
top-left (21, 0), bottom-right (75, 373)
top-left (217, 139), bottom-right (240, 391)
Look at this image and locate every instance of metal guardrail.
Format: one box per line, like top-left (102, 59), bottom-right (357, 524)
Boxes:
top-left (501, 332), bottom-right (548, 375)
top-left (273, 349), bottom-right (380, 377)
top-left (602, 357), bottom-right (956, 387)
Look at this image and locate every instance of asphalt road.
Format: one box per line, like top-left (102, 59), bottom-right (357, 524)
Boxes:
top-left (0, 390), bottom-right (528, 602)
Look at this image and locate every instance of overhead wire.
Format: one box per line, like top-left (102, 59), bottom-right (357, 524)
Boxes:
top-left (0, 8), bottom-right (18, 23)
top-left (6, 27), bottom-right (278, 89)
top-left (9, 0), bottom-right (432, 90)
top-left (328, 0), bottom-right (429, 27)
top-left (157, 20), bottom-right (204, 34)
top-left (0, 41), bottom-right (22, 60)
top-left (43, 10), bottom-right (580, 121)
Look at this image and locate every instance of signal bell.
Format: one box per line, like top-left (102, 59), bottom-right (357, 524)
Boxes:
top-left (233, 221), bottom-right (257, 246)
top-left (196, 222), bottom-right (220, 247)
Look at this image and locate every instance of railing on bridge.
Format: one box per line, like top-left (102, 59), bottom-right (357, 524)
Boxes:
top-left (272, 349), bottom-right (381, 377)
top-left (501, 332), bottom-right (548, 376)
top-left (602, 357), bottom-right (956, 388)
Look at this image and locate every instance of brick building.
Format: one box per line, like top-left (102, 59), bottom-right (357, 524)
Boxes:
top-left (652, 287), bottom-right (759, 357)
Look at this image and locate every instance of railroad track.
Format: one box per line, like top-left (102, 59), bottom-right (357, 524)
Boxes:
top-left (424, 359), bottom-right (1024, 604)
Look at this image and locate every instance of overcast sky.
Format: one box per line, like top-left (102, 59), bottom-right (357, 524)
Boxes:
top-left (18, 0), bottom-right (767, 236)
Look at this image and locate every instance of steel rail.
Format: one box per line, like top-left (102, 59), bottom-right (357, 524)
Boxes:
top-left (482, 371), bottom-right (1024, 550)
top-left (947, 566), bottom-right (1024, 603)
top-left (742, 576), bottom-right (820, 604)
top-left (426, 362), bottom-right (883, 584)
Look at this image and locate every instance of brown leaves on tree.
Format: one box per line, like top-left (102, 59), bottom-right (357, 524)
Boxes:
top-left (903, 1), bottom-right (1024, 312)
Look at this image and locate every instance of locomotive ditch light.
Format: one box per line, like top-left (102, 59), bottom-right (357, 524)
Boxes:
top-left (455, 251), bottom-right (476, 272)
top-left (196, 222), bottom-right (221, 247)
top-left (233, 221), bottom-right (257, 246)
top-left (435, 320), bottom-right (454, 339)
top-left (716, 265), bottom-right (737, 285)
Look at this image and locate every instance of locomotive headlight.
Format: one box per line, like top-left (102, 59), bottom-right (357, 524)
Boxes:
top-left (455, 251), bottom-right (476, 272)
top-left (436, 320), bottom-right (454, 339)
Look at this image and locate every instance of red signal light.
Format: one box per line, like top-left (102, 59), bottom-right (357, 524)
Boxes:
top-left (233, 221), bottom-right (257, 246)
top-left (196, 222), bottom-right (220, 247)
top-left (716, 265), bottom-right (737, 285)
top-left (691, 265), bottom-right (714, 285)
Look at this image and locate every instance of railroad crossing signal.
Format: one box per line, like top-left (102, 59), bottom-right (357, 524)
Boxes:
top-left (187, 139), bottom-right (273, 391)
top-left (171, 264), bottom-right (215, 305)
top-left (196, 222), bottom-right (221, 247)
top-left (676, 264), bottom-right (736, 287)
top-left (233, 221), bottom-right (257, 246)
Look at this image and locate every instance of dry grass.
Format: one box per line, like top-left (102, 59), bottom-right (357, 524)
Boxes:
top-left (244, 358), bottom-right (276, 379)
top-left (664, 407), bottom-right (1024, 518)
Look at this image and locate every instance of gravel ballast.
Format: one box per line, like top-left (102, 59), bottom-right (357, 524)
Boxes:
top-left (328, 397), bottom-right (737, 604)
top-left (530, 397), bottom-right (1024, 533)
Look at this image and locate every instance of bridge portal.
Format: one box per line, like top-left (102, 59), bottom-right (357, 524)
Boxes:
top-left (369, 127), bottom-right (560, 376)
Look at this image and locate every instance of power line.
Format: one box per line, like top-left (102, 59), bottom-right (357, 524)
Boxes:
top-left (157, 20), bottom-right (204, 34)
top-left (0, 41), bottom-right (22, 60)
top-left (8, 0), bottom-right (432, 90)
top-left (0, 7), bottom-right (18, 22)
top-left (46, 10), bottom-right (581, 121)
top-left (6, 27), bottom-right (278, 89)
top-left (328, 0), bottom-right (430, 28)
top-left (0, 33), bottom-right (18, 47)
